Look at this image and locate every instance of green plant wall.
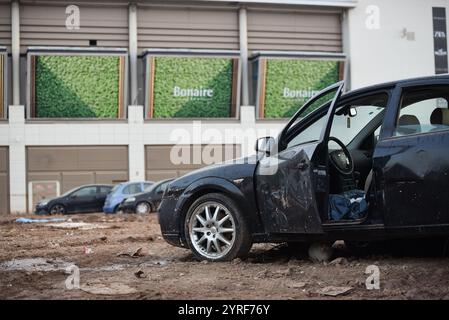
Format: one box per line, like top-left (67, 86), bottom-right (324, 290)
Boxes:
top-left (263, 59), bottom-right (341, 118)
top-left (151, 56), bottom-right (234, 118)
top-left (35, 55), bottom-right (120, 118)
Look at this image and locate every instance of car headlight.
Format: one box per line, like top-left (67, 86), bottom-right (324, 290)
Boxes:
top-left (124, 197), bottom-right (136, 203)
top-left (38, 201), bottom-right (48, 206)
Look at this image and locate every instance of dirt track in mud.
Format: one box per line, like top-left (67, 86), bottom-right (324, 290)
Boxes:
top-left (1, 213), bottom-right (449, 300)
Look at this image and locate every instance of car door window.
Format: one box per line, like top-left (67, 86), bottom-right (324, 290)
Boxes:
top-left (72, 186), bottom-right (97, 197)
top-left (286, 88), bottom-right (340, 149)
top-left (99, 186), bottom-right (112, 194)
top-left (160, 182), bottom-right (170, 192)
top-left (394, 86), bottom-right (449, 137)
top-left (123, 183), bottom-right (141, 194)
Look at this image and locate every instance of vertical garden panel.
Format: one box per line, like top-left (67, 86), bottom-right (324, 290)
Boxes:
top-left (29, 52), bottom-right (127, 119)
top-left (146, 55), bottom-right (239, 118)
top-left (256, 58), bottom-right (344, 118)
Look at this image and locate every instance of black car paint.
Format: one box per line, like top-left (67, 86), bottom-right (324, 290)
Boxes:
top-left (119, 179), bottom-right (173, 213)
top-left (35, 184), bottom-right (113, 215)
top-left (159, 75), bottom-right (449, 248)
top-left (159, 156), bottom-right (264, 246)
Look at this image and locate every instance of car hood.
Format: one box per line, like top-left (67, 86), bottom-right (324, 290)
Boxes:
top-left (37, 196), bottom-right (59, 205)
top-left (167, 155), bottom-right (259, 191)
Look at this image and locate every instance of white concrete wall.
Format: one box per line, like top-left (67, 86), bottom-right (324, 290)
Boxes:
top-left (344, 0), bottom-right (449, 89)
top-left (0, 105), bottom-right (286, 213)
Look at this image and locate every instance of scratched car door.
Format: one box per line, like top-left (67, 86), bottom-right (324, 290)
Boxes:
top-left (256, 82), bottom-right (344, 233)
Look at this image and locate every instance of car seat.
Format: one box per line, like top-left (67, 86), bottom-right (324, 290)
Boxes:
top-left (430, 107), bottom-right (449, 126)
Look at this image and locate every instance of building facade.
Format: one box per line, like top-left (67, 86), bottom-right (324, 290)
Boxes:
top-left (0, 0), bottom-right (446, 213)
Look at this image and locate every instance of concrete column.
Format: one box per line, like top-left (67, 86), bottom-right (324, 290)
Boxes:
top-left (129, 3), bottom-right (138, 105)
top-left (240, 105), bottom-right (256, 158)
top-left (341, 9), bottom-right (351, 91)
top-left (8, 105), bottom-right (26, 213)
top-left (239, 7), bottom-right (249, 107)
top-left (127, 105), bottom-right (145, 182)
top-left (11, 0), bottom-right (20, 106)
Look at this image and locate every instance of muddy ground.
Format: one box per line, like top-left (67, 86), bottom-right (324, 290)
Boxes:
top-left (1, 212), bottom-right (449, 300)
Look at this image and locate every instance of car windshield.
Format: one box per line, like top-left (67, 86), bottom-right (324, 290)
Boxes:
top-left (144, 184), bottom-right (157, 192)
top-left (287, 92), bottom-right (388, 149)
top-left (110, 184), bottom-right (122, 193)
top-left (61, 186), bottom-right (81, 197)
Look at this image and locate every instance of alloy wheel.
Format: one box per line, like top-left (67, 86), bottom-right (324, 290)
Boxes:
top-left (136, 202), bottom-right (150, 214)
top-left (188, 201), bottom-right (236, 260)
top-left (50, 205), bottom-right (65, 215)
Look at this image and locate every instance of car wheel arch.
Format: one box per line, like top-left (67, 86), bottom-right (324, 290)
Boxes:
top-left (176, 179), bottom-right (254, 242)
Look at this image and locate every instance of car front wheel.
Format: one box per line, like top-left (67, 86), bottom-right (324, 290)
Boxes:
top-left (50, 204), bottom-right (66, 215)
top-left (135, 201), bottom-right (151, 214)
top-left (184, 193), bottom-right (252, 262)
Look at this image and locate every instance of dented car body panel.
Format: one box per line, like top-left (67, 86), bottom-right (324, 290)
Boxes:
top-left (159, 75), bottom-right (449, 248)
top-left (256, 142), bottom-right (323, 234)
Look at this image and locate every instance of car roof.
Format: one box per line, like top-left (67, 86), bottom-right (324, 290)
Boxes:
top-left (77, 184), bottom-right (113, 188)
top-left (343, 74), bottom-right (449, 98)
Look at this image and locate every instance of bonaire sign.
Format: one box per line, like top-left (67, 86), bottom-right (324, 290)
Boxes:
top-left (173, 86), bottom-right (214, 98)
top-left (257, 58), bottom-right (343, 118)
top-left (148, 56), bottom-right (238, 118)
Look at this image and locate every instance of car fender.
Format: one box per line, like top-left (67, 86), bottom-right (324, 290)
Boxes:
top-left (174, 176), bottom-right (262, 234)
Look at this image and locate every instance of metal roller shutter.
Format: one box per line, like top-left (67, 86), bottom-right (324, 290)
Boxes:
top-left (145, 144), bottom-right (241, 181)
top-left (27, 146), bottom-right (129, 209)
top-left (20, 1), bottom-right (128, 53)
top-left (138, 6), bottom-right (239, 51)
top-left (247, 8), bottom-right (343, 53)
top-left (0, 2), bottom-right (11, 51)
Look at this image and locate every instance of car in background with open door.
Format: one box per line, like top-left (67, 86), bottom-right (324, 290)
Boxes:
top-left (35, 184), bottom-right (113, 215)
top-left (159, 75), bottom-right (449, 261)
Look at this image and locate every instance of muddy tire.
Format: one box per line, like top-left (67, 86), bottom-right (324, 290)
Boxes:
top-left (135, 201), bottom-right (151, 214)
top-left (49, 204), bottom-right (66, 215)
top-left (184, 193), bottom-right (252, 262)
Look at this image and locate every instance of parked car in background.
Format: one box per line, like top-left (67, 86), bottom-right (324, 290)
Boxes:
top-left (119, 178), bottom-right (174, 214)
top-left (35, 184), bottom-right (113, 215)
top-left (103, 181), bottom-right (154, 214)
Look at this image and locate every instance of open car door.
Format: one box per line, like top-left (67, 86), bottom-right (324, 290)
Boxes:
top-left (255, 81), bottom-right (345, 234)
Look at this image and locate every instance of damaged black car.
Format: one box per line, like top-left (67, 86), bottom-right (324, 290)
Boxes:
top-left (159, 75), bottom-right (449, 261)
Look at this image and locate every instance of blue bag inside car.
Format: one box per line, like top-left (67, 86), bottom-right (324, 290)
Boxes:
top-left (328, 190), bottom-right (368, 221)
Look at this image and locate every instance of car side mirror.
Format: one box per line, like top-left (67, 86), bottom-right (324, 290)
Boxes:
top-left (255, 136), bottom-right (275, 155)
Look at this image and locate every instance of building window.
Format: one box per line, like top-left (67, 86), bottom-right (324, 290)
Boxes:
top-left (251, 53), bottom-right (346, 119)
top-left (144, 50), bottom-right (240, 119)
top-left (27, 48), bottom-right (128, 119)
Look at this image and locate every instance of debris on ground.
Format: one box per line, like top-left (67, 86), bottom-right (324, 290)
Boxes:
top-left (84, 246), bottom-right (94, 255)
top-left (15, 217), bottom-right (66, 223)
top-left (0, 258), bottom-right (72, 272)
top-left (134, 270), bottom-right (146, 278)
top-left (117, 247), bottom-right (145, 258)
top-left (81, 283), bottom-right (137, 295)
top-left (2, 213), bottom-right (449, 299)
top-left (286, 281), bottom-right (307, 289)
top-left (318, 286), bottom-right (353, 296)
top-left (328, 257), bottom-right (349, 266)
top-left (47, 222), bottom-right (109, 230)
